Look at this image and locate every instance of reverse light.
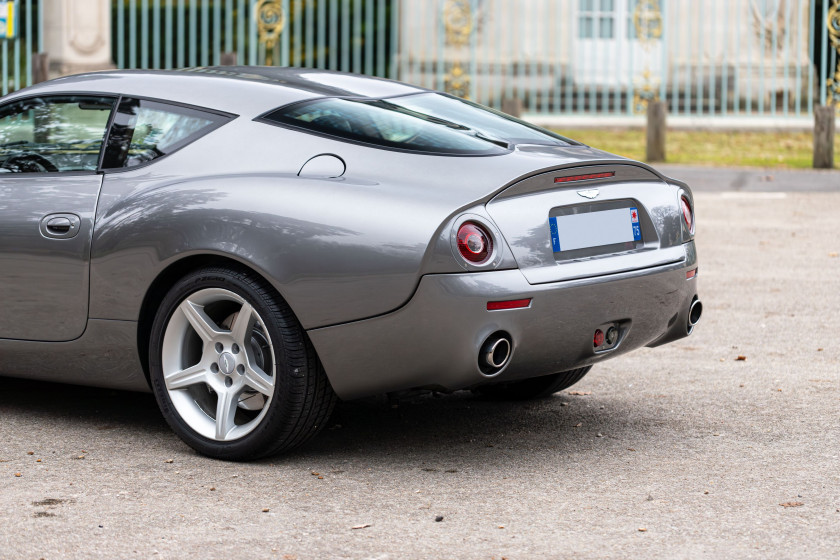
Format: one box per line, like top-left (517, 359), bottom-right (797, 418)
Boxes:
top-left (554, 171), bottom-right (615, 183)
top-left (680, 195), bottom-right (694, 234)
top-left (457, 221), bottom-right (493, 264)
top-left (487, 299), bottom-right (532, 311)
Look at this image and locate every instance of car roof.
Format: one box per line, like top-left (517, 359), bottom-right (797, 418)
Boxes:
top-left (3, 67), bottom-right (429, 117)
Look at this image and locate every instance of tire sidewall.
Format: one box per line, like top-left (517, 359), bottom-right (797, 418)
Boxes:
top-left (149, 267), bottom-right (303, 460)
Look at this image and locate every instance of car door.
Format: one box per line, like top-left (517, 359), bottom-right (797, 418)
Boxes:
top-left (0, 94), bottom-right (116, 341)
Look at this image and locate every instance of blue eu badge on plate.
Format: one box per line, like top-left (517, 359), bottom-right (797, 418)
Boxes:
top-left (630, 207), bottom-right (642, 241)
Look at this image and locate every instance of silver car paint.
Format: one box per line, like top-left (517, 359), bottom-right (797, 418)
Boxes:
top-left (87, 114), bottom-right (638, 329)
top-left (0, 319), bottom-right (148, 390)
top-left (485, 165), bottom-right (687, 284)
top-left (310, 257), bottom-right (696, 400)
top-left (0, 68), bottom-right (698, 398)
top-left (2, 68), bottom-right (426, 121)
top-left (0, 174), bottom-right (102, 341)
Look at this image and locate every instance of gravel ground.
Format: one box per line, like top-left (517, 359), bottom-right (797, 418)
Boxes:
top-left (1, 186), bottom-right (839, 559)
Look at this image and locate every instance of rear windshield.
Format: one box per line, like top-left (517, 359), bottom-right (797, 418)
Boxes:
top-left (393, 94), bottom-right (580, 147)
top-left (261, 93), bottom-right (579, 155)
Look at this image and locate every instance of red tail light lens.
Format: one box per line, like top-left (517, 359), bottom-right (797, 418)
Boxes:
top-left (457, 222), bottom-right (493, 264)
top-left (680, 195), bottom-right (694, 234)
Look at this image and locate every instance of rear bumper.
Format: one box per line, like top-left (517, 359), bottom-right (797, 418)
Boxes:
top-left (309, 241), bottom-right (698, 400)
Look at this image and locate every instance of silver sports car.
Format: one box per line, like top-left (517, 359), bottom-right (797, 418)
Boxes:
top-left (0, 68), bottom-right (701, 460)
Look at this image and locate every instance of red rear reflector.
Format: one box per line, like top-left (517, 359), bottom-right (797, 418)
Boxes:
top-left (554, 171), bottom-right (615, 183)
top-left (594, 329), bottom-right (605, 347)
top-left (487, 299), bottom-right (532, 311)
top-left (686, 268), bottom-right (698, 280)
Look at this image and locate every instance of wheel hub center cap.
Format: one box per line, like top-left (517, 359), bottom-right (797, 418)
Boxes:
top-left (219, 352), bottom-right (236, 375)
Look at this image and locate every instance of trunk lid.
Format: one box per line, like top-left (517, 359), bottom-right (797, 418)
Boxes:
top-left (486, 161), bottom-right (687, 285)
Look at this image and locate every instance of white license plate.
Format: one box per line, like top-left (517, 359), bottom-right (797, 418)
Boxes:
top-left (549, 207), bottom-right (641, 253)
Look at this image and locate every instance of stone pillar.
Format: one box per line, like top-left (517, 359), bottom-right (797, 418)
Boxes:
top-left (43, 0), bottom-right (114, 77)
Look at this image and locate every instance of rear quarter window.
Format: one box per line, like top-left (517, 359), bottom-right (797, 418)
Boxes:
top-left (102, 98), bottom-right (232, 169)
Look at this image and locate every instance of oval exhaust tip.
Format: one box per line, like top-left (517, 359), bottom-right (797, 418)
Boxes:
top-left (480, 333), bottom-right (512, 372)
top-left (688, 299), bottom-right (703, 330)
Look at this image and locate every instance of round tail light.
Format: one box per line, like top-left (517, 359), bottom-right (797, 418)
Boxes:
top-left (680, 195), bottom-right (694, 234)
top-left (457, 222), bottom-right (493, 264)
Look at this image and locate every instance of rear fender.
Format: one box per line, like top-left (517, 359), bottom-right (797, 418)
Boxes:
top-left (90, 174), bottom-right (460, 329)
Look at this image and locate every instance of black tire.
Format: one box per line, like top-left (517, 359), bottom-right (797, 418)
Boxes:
top-left (148, 265), bottom-right (336, 461)
top-left (473, 366), bottom-right (592, 400)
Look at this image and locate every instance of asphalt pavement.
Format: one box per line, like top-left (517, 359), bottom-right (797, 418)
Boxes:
top-left (1, 166), bottom-right (838, 559)
top-left (656, 164), bottom-right (839, 193)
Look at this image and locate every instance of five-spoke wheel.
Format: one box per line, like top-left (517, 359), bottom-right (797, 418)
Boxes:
top-left (161, 288), bottom-right (276, 441)
top-left (149, 266), bottom-right (336, 460)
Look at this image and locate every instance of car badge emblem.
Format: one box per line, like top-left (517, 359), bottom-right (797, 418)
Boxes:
top-left (577, 189), bottom-right (600, 199)
top-left (219, 352), bottom-right (235, 375)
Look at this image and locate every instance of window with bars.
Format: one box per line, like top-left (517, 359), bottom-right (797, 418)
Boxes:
top-left (579, 0), bottom-right (653, 41)
top-left (578, 0), bottom-right (616, 40)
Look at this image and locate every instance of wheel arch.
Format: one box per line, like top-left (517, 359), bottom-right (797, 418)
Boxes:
top-left (136, 253), bottom-right (288, 385)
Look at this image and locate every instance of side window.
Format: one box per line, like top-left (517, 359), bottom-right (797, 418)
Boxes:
top-left (102, 98), bottom-right (229, 169)
top-left (0, 95), bottom-right (115, 173)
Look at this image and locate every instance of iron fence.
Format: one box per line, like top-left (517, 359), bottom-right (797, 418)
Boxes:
top-left (2, 0), bottom-right (839, 121)
top-left (0, 0), bottom-right (42, 96)
top-left (112, 0), bottom-right (399, 76)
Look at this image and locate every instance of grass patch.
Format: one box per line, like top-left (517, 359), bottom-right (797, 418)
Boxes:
top-left (552, 129), bottom-right (840, 169)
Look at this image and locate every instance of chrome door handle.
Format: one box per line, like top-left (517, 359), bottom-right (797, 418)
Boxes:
top-left (40, 213), bottom-right (81, 239)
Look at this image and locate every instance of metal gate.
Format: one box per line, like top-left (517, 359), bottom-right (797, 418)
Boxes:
top-left (2, 0), bottom-right (840, 121)
top-left (0, 0), bottom-right (42, 96)
top-left (113, 0), bottom-right (399, 76)
top-left (397, 0), bottom-right (840, 119)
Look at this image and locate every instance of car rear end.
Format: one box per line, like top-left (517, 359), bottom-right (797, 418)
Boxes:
top-left (472, 161), bottom-right (700, 375)
top-left (309, 157), bottom-right (700, 400)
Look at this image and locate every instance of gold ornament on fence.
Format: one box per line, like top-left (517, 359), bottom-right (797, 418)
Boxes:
top-left (444, 0), bottom-right (473, 47)
top-left (445, 62), bottom-right (470, 98)
top-left (255, 0), bottom-right (287, 66)
top-left (633, 71), bottom-right (659, 114)
top-left (634, 0), bottom-right (662, 47)
top-left (442, 0), bottom-right (473, 98)
top-left (633, 0), bottom-right (663, 113)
